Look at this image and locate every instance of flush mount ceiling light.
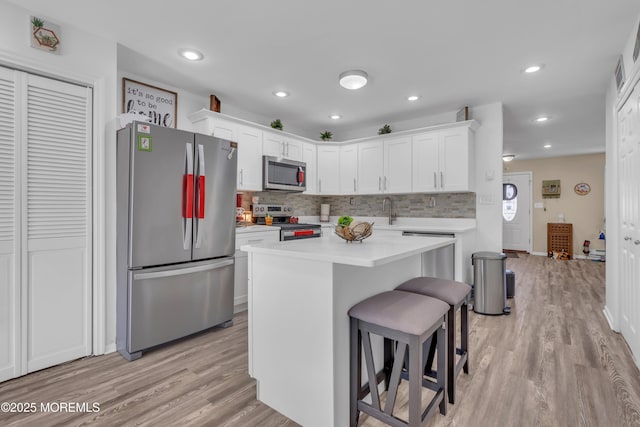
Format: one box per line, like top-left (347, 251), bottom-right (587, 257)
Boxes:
top-left (543, 143), bottom-right (552, 148)
top-left (534, 116), bottom-right (550, 123)
top-left (339, 70), bottom-right (368, 90)
top-left (407, 95), bottom-right (420, 101)
top-left (502, 154), bottom-right (516, 162)
top-left (273, 91), bottom-right (289, 97)
top-left (178, 48), bottom-right (203, 61)
top-left (524, 64), bottom-right (544, 73)
top-left (329, 114), bottom-right (342, 120)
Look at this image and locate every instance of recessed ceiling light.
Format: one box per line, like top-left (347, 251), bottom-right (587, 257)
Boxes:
top-left (543, 143), bottom-right (552, 148)
top-left (524, 64), bottom-right (544, 73)
top-left (339, 70), bottom-right (368, 90)
top-left (502, 154), bottom-right (516, 162)
top-left (178, 49), bottom-right (203, 61)
top-left (273, 91), bottom-right (289, 97)
top-left (407, 95), bottom-right (420, 101)
top-left (535, 116), bottom-right (550, 123)
top-left (330, 114), bottom-right (342, 120)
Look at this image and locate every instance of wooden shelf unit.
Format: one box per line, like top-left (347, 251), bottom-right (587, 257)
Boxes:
top-left (547, 223), bottom-right (573, 259)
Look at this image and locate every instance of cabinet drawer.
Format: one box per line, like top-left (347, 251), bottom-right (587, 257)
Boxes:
top-left (236, 231), bottom-right (280, 249)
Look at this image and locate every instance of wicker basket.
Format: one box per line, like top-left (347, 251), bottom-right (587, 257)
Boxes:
top-left (334, 222), bottom-right (373, 243)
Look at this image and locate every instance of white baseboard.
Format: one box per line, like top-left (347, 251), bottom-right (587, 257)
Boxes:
top-left (603, 306), bottom-right (619, 332)
top-left (104, 342), bottom-right (116, 354)
top-left (234, 295), bottom-right (247, 306)
top-left (530, 251), bottom-right (547, 257)
top-left (234, 302), bottom-right (248, 313)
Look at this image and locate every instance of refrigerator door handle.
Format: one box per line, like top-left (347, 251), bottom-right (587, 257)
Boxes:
top-left (182, 143), bottom-right (194, 251)
top-left (195, 144), bottom-right (206, 248)
top-left (133, 258), bottom-right (234, 280)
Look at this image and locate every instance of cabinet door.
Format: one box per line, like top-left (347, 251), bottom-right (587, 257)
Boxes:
top-left (284, 138), bottom-right (302, 161)
top-left (440, 127), bottom-right (472, 192)
top-left (211, 118), bottom-right (237, 141)
top-left (358, 142), bottom-right (384, 194)
top-left (237, 125), bottom-right (262, 191)
top-left (412, 132), bottom-right (440, 192)
top-left (263, 132), bottom-right (284, 157)
top-left (384, 136), bottom-right (412, 193)
top-left (317, 146), bottom-right (340, 194)
top-left (302, 143), bottom-right (317, 194)
top-left (235, 231), bottom-right (279, 307)
top-left (339, 145), bottom-right (358, 194)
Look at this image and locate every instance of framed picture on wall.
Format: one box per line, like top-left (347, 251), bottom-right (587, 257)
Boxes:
top-left (542, 179), bottom-right (561, 198)
top-left (122, 78), bottom-right (178, 128)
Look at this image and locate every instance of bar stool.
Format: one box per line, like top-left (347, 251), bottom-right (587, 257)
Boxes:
top-left (349, 290), bottom-right (449, 427)
top-left (396, 277), bottom-right (471, 404)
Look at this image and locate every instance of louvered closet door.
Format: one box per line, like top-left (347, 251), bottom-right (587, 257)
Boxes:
top-left (0, 66), bottom-right (19, 382)
top-left (24, 74), bottom-right (92, 373)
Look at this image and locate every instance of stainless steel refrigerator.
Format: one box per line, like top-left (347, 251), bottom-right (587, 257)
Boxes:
top-left (116, 122), bottom-right (237, 361)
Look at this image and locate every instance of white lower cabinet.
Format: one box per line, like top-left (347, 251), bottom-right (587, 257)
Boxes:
top-left (235, 230), bottom-right (280, 310)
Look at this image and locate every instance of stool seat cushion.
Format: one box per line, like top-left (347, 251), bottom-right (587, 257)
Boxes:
top-left (396, 277), bottom-right (471, 306)
top-left (349, 290), bottom-right (449, 336)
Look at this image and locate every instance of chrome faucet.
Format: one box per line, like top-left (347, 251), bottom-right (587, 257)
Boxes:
top-left (382, 197), bottom-right (397, 225)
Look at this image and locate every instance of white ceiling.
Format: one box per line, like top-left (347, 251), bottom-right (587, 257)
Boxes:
top-left (12, 0), bottom-right (640, 159)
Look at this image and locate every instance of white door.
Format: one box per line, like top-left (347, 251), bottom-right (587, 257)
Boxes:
top-left (0, 66), bottom-right (93, 381)
top-left (412, 132), bottom-right (440, 192)
top-left (236, 125), bottom-right (262, 191)
top-left (316, 146), bottom-right (340, 194)
top-left (339, 145), bottom-right (358, 194)
top-left (358, 142), bottom-right (384, 194)
top-left (619, 86), bottom-right (640, 360)
top-left (384, 136), bottom-right (412, 193)
top-left (502, 172), bottom-right (532, 252)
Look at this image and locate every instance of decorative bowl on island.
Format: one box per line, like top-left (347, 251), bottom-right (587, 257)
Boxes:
top-left (334, 221), bottom-right (373, 243)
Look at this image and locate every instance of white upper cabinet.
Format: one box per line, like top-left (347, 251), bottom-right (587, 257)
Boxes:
top-left (302, 142), bottom-right (317, 195)
top-left (237, 125), bottom-right (263, 191)
top-left (191, 114), bottom-right (238, 141)
top-left (358, 142), bottom-right (384, 194)
top-left (263, 131), bottom-right (301, 160)
top-left (383, 136), bottom-right (413, 193)
top-left (412, 126), bottom-right (475, 193)
top-left (316, 145), bottom-right (340, 195)
top-left (339, 145), bottom-right (358, 195)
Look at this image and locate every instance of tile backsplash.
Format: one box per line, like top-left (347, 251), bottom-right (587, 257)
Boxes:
top-left (240, 191), bottom-right (476, 218)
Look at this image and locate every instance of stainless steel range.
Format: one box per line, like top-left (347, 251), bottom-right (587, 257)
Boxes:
top-left (252, 204), bottom-right (321, 241)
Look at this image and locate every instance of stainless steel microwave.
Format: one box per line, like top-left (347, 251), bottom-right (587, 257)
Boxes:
top-left (263, 156), bottom-right (306, 192)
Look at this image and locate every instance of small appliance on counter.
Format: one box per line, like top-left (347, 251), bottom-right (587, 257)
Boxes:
top-left (253, 204), bottom-right (321, 241)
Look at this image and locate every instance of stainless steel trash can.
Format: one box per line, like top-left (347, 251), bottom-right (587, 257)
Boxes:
top-left (472, 252), bottom-right (508, 315)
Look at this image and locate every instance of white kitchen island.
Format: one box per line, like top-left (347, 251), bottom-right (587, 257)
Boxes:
top-left (241, 233), bottom-right (457, 427)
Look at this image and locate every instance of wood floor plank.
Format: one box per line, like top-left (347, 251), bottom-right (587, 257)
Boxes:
top-left (1, 255), bottom-right (640, 426)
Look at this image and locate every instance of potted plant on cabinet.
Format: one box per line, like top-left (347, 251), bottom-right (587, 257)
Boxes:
top-left (270, 119), bottom-right (283, 130)
top-left (378, 124), bottom-right (392, 135)
top-left (320, 131), bottom-right (333, 141)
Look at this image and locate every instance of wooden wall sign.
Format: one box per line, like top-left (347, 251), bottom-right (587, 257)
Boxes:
top-left (210, 95), bottom-right (221, 113)
top-left (542, 179), bottom-right (561, 198)
top-left (123, 78), bottom-right (178, 128)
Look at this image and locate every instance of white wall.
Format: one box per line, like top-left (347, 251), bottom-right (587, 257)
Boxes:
top-left (0, 1), bottom-right (118, 354)
top-left (604, 15), bottom-right (640, 331)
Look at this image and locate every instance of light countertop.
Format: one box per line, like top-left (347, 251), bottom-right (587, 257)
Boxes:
top-left (299, 216), bottom-right (476, 234)
top-left (241, 234), bottom-right (455, 267)
top-left (236, 224), bottom-right (280, 234)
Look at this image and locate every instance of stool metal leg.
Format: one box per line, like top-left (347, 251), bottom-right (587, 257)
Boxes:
top-left (350, 318), bottom-right (360, 427)
top-left (408, 334), bottom-right (422, 426)
top-left (447, 305), bottom-right (456, 404)
top-left (437, 319), bottom-right (447, 415)
top-left (461, 303), bottom-right (469, 374)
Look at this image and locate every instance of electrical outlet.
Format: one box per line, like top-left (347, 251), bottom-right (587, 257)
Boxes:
top-left (350, 198), bottom-right (356, 206)
top-left (427, 197), bottom-right (436, 208)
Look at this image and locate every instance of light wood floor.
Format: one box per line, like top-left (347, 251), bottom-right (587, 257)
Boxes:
top-left (2, 255), bottom-right (640, 426)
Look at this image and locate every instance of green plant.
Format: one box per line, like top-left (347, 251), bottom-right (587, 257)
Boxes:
top-left (378, 124), bottom-right (392, 135)
top-left (270, 119), bottom-right (283, 130)
top-left (320, 131), bottom-right (333, 141)
top-left (31, 17), bottom-right (44, 28)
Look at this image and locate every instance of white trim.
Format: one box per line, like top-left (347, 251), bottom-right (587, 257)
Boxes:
top-left (0, 48), bottom-right (107, 357)
top-left (105, 343), bottom-right (117, 355)
top-left (530, 251), bottom-right (548, 257)
top-left (503, 171), bottom-right (533, 253)
top-left (603, 306), bottom-right (619, 332)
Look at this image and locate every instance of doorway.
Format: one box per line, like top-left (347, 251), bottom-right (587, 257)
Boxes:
top-left (503, 172), bottom-right (532, 252)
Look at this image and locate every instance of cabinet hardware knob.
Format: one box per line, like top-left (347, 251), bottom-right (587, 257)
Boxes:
top-left (625, 236), bottom-right (632, 240)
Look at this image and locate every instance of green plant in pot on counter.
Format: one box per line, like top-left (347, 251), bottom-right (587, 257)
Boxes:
top-left (378, 124), bottom-right (392, 135)
top-left (270, 119), bottom-right (283, 130)
top-left (320, 131), bottom-right (333, 141)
